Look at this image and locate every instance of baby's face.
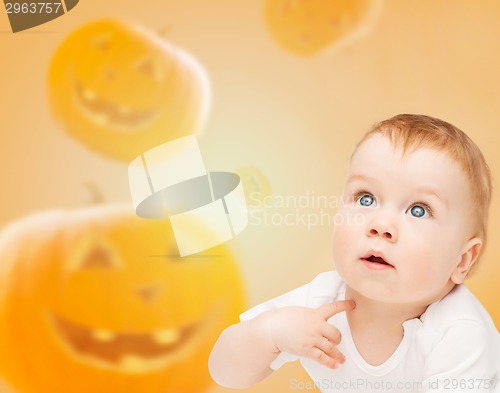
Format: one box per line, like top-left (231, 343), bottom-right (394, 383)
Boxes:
top-left (332, 134), bottom-right (475, 306)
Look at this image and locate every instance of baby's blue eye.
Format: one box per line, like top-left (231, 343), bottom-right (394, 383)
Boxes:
top-left (358, 194), bottom-right (375, 207)
top-left (408, 205), bottom-right (429, 218)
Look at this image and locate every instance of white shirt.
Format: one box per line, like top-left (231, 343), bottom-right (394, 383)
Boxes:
top-left (240, 271), bottom-right (500, 393)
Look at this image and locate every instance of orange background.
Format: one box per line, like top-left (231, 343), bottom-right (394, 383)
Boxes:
top-left (1, 1), bottom-right (499, 392)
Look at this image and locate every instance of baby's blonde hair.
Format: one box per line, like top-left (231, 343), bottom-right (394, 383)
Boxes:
top-left (354, 114), bottom-right (492, 250)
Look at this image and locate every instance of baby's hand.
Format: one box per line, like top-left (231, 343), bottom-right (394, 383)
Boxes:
top-left (268, 301), bottom-right (355, 369)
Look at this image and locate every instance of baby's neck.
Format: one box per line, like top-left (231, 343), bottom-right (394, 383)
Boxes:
top-left (345, 286), bottom-right (428, 327)
top-left (344, 286), bottom-right (429, 366)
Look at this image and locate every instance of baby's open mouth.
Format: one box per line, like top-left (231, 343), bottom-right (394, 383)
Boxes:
top-left (361, 253), bottom-right (395, 268)
top-left (366, 255), bottom-right (390, 265)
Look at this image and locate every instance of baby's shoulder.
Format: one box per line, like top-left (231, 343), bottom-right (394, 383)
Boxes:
top-left (239, 270), bottom-right (344, 321)
top-left (415, 285), bottom-right (499, 370)
top-left (419, 284), bottom-right (497, 338)
top-left (303, 270), bottom-right (345, 307)
top-left (264, 270), bottom-right (345, 308)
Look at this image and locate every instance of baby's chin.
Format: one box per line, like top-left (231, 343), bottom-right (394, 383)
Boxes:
top-left (344, 281), bottom-right (452, 313)
top-left (343, 280), bottom-right (394, 302)
top-left (341, 276), bottom-right (407, 300)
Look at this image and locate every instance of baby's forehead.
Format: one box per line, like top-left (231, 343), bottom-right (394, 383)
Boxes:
top-left (349, 135), bottom-right (470, 186)
top-left (352, 134), bottom-right (458, 165)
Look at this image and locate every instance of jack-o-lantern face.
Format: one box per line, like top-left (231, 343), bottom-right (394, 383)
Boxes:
top-left (0, 205), bottom-right (244, 392)
top-left (48, 19), bottom-right (210, 161)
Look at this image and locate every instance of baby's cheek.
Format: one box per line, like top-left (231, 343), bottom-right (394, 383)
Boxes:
top-left (332, 212), bottom-right (357, 262)
top-left (335, 207), bottom-right (364, 231)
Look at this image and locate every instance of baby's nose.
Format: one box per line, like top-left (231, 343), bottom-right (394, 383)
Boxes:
top-left (368, 227), bottom-right (393, 239)
top-left (366, 219), bottom-right (397, 242)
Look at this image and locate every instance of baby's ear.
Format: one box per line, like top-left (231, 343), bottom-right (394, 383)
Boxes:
top-left (451, 237), bottom-right (482, 284)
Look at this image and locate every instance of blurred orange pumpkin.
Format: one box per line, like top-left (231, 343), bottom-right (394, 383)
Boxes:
top-left (47, 19), bottom-right (210, 161)
top-left (265, 0), bottom-right (381, 56)
top-left (0, 204), bottom-right (245, 392)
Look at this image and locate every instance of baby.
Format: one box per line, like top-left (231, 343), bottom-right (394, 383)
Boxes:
top-left (209, 114), bottom-right (500, 392)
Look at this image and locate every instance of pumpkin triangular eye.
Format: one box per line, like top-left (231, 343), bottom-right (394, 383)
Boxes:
top-left (92, 33), bottom-right (112, 52)
top-left (67, 236), bottom-right (123, 272)
top-left (80, 246), bottom-right (117, 269)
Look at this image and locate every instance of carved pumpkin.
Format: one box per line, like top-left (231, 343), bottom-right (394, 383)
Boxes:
top-left (265, 0), bottom-right (381, 56)
top-left (47, 19), bottom-right (210, 161)
top-left (0, 205), bottom-right (244, 392)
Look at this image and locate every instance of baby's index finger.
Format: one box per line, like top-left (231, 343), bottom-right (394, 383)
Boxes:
top-left (318, 300), bottom-right (356, 320)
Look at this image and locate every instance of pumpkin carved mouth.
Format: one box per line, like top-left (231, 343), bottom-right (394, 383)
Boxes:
top-left (47, 312), bottom-right (202, 373)
top-left (74, 81), bottom-right (157, 129)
